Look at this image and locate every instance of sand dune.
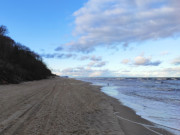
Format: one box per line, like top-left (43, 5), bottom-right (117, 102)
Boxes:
top-left (0, 77), bottom-right (173, 135)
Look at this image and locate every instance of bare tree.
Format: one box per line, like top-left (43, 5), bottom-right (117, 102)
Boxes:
top-left (0, 25), bottom-right (52, 84)
top-left (0, 25), bottom-right (8, 35)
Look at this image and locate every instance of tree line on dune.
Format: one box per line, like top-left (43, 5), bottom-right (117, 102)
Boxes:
top-left (0, 25), bottom-right (52, 84)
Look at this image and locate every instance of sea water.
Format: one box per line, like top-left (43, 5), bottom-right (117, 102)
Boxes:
top-left (77, 77), bottom-right (180, 135)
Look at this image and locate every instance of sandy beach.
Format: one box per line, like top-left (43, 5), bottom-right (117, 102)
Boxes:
top-left (0, 77), bottom-right (173, 135)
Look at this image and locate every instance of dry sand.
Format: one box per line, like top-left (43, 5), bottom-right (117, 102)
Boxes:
top-left (0, 77), bottom-right (173, 135)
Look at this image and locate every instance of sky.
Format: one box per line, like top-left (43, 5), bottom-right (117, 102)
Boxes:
top-left (0, 0), bottom-right (180, 77)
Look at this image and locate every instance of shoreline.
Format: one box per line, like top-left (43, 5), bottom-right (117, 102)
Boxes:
top-left (84, 79), bottom-right (179, 135)
top-left (0, 77), bottom-right (174, 135)
top-left (85, 82), bottom-right (174, 135)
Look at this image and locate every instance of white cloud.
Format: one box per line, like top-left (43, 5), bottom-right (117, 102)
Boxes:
top-left (134, 55), bottom-right (161, 66)
top-left (171, 56), bottom-right (180, 65)
top-left (64, 0), bottom-right (180, 52)
top-left (121, 55), bottom-right (161, 66)
top-left (56, 67), bottom-right (116, 77)
top-left (134, 56), bottom-right (150, 65)
top-left (53, 66), bottom-right (180, 77)
top-left (121, 59), bottom-right (130, 64)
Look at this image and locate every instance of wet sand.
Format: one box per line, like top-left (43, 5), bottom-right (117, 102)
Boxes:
top-left (0, 77), bottom-right (173, 135)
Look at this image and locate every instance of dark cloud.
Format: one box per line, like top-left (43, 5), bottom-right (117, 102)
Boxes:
top-left (41, 54), bottom-right (57, 58)
top-left (56, 54), bottom-right (65, 58)
top-left (41, 53), bottom-right (76, 59)
top-left (144, 61), bottom-right (161, 66)
top-left (55, 46), bottom-right (63, 51)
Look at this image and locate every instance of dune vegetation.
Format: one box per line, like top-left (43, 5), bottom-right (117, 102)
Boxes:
top-left (0, 25), bottom-right (52, 84)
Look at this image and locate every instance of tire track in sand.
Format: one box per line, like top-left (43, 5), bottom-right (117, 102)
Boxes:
top-left (0, 82), bottom-right (57, 135)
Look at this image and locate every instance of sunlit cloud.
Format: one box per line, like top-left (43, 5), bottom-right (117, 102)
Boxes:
top-left (61, 0), bottom-right (180, 52)
top-left (134, 55), bottom-right (161, 66)
top-left (121, 55), bottom-right (161, 66)
top-left (121, 59), bottom-right (130, 64)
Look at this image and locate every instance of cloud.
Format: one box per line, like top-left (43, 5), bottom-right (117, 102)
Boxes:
top-left (79, 56), bottom-right (90, 61)
top-left (171, 56), bottom-right (180, 65)
top-left (160, 51), bottom-right (169, 56)
top-left (146, 61), bottom-right (162, 66)
top-left (79, 55), bottom-right (102, 61)
top-left (134, 55), bottom-right (161, 66)
top-left (118, 67), bottom-right (180, 77)
top-left (54, 66), bottom-right (180, 77)
top-left (88, 61), bottom-right (107, 67)
top-left (145, 67), bottom-right (180, 77)
top-left (122, 70), bottom-right (130, 72)
top-left (162, 67), bottom-right (180, 76)
top-left (41, 54), bottom-right (57, 58)
top-left (55, 46), bottom-right (63, 51)
top-left (90, 56), bottom-right (102, 61)
top-left (121, 55), bottom-right (161, 66)
top-left (121, 59), bottom-right (130, 64)
top-left (81, 55), bottom-right (106, 67)
top-left (134, 56), bottom-right (150, 65)
top-left (89, 71), bottom-right (103, 77)
top-left (62, 0), bottom-right (180, 52)
top-left (41, 53), bottom-right (77, 59)
top-left (56, 67), bottom-right (116, 77)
